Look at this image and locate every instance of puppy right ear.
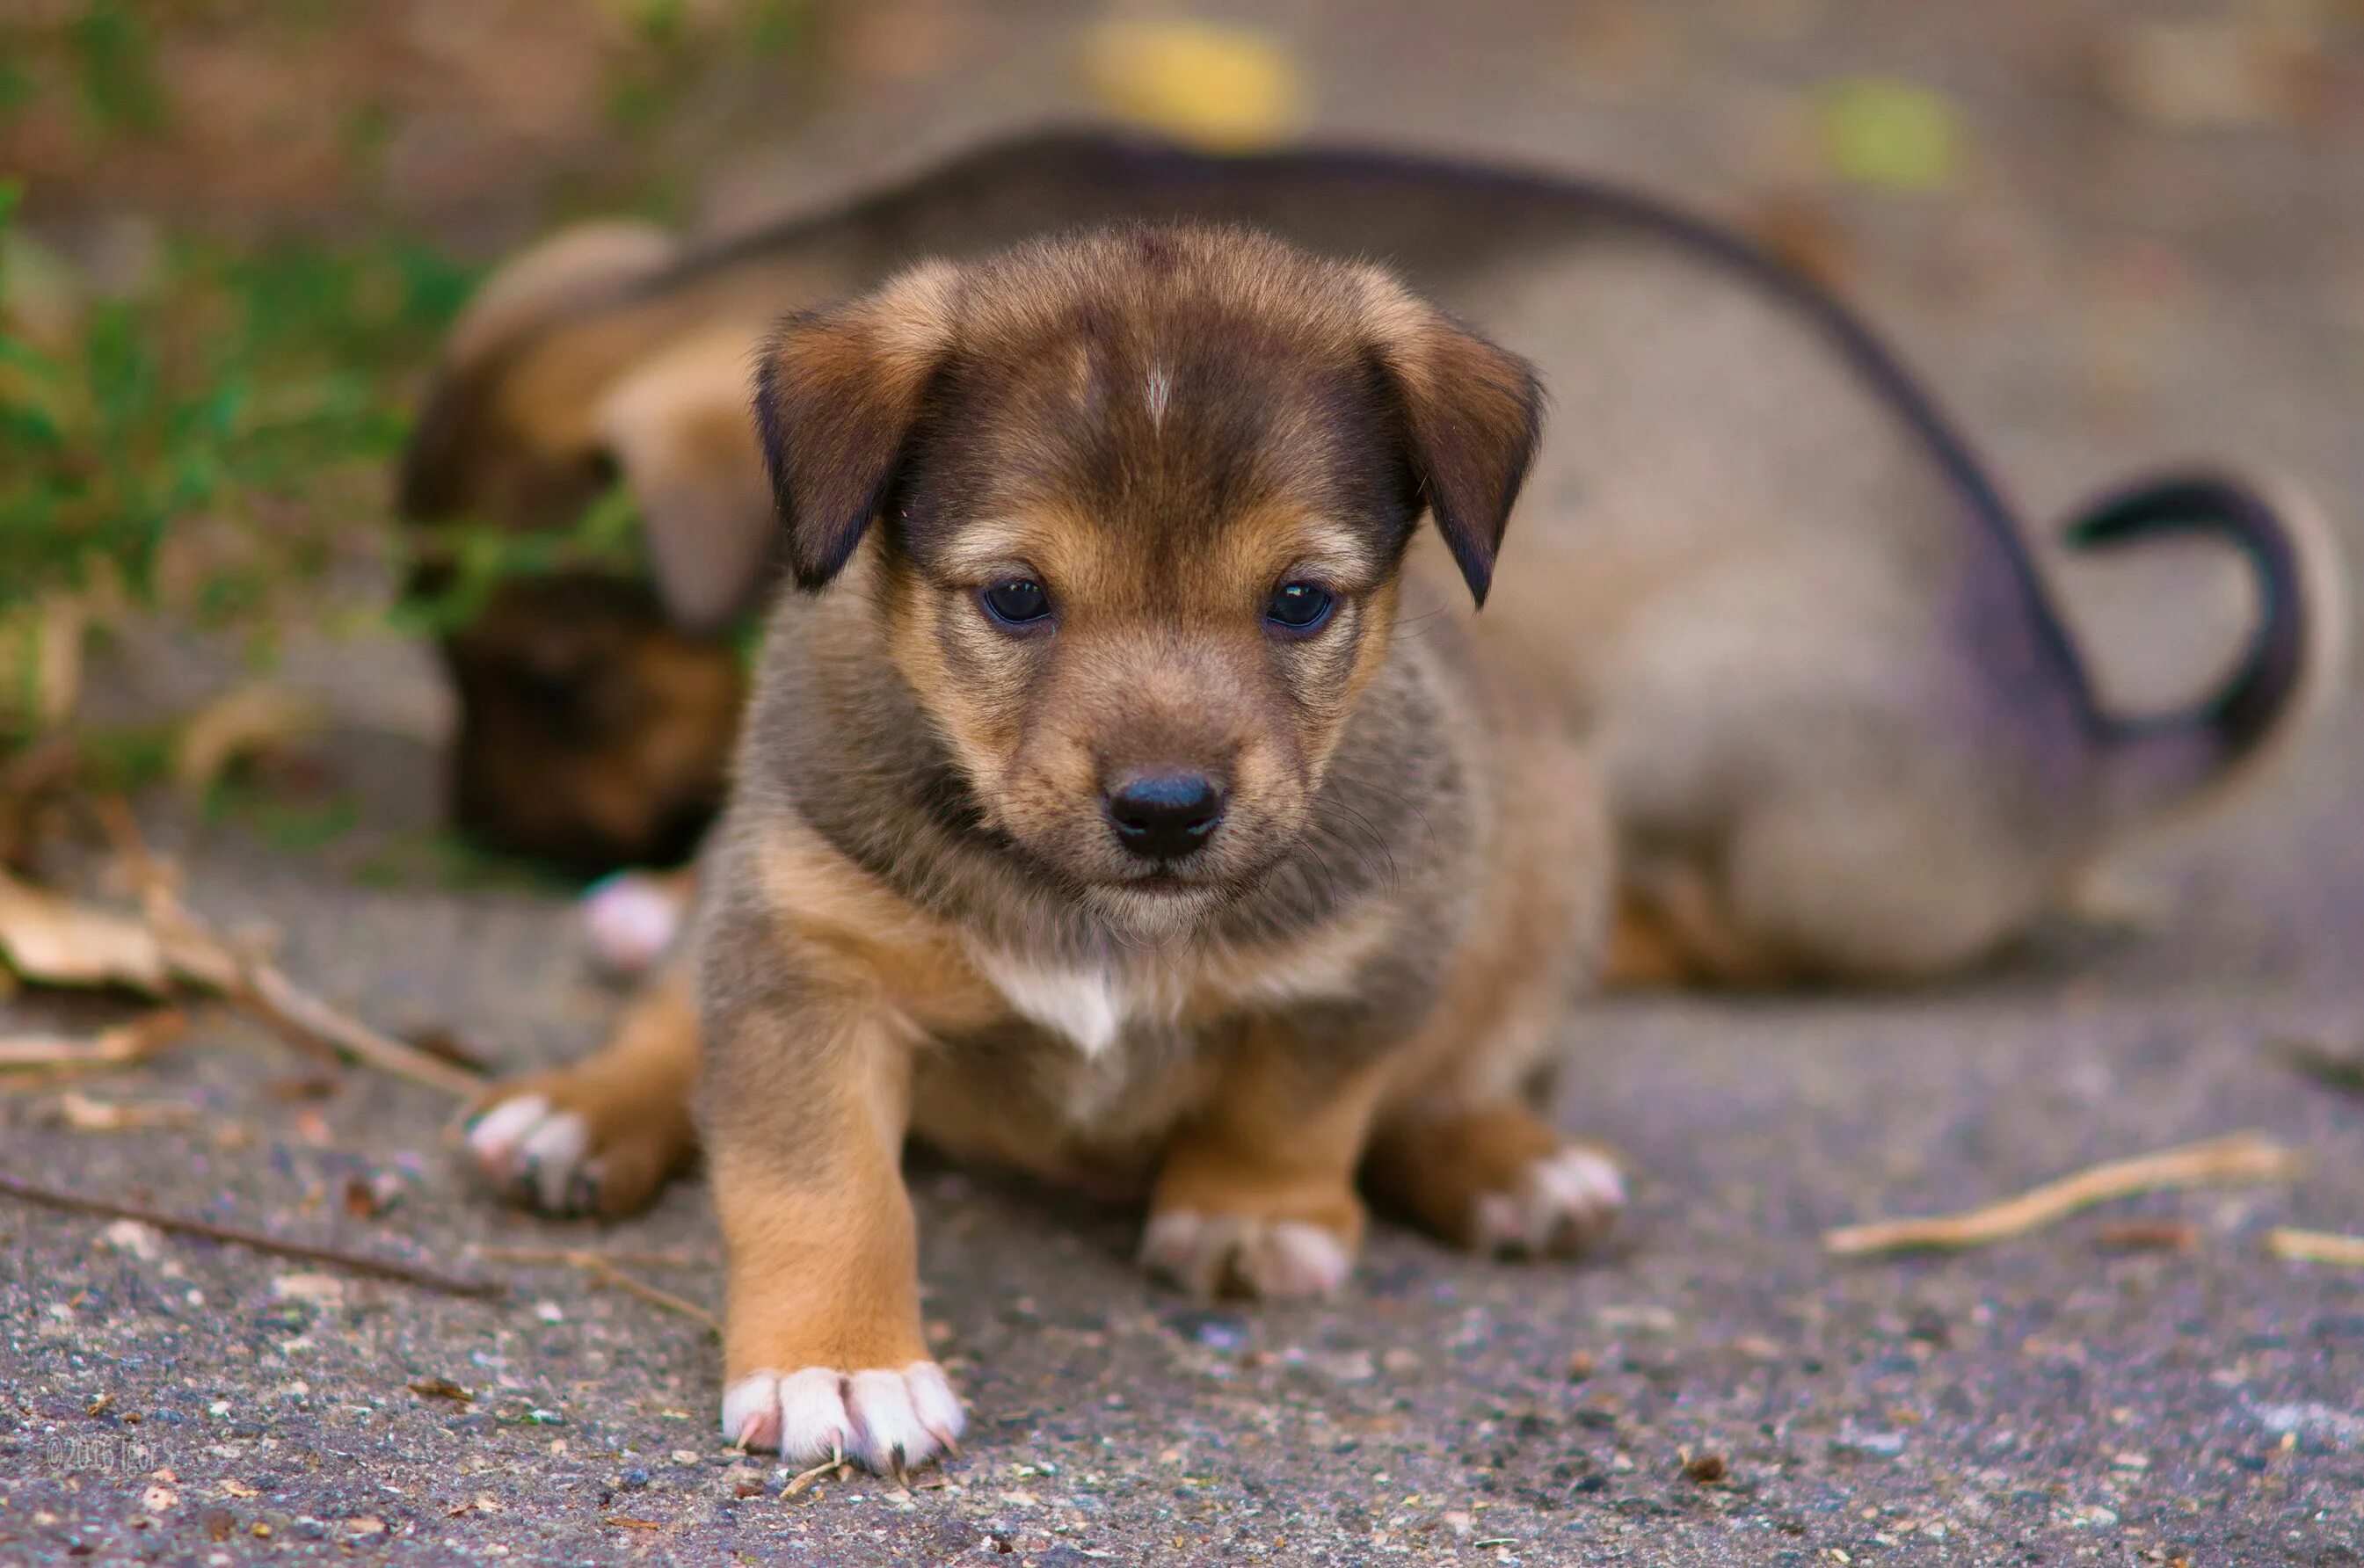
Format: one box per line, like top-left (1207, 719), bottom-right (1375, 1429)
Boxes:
top-left (753, 260), bottom-right (960, 591)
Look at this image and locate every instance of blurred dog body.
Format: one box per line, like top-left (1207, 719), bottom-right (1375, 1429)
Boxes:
top-left (402, 131), bottom-right (2343, 986)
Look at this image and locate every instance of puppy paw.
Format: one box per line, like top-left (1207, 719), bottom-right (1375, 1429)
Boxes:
top-left (722, 1363), bottom-right (964, 1473)
top-left (1139, 1209), bottom-right (1355, 1300)
top-left (1470, 1144), bottom-right (1626, 1258)
top-left (578, 870), bottom-right (693, 978)
top-left (459, 1080), bottom-right (688, 1218)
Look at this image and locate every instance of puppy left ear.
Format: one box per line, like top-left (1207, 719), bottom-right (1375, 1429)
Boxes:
top-left (1363, 279), bottom-right (1545, 607)
top-left (753, 260), bottom-right (960, 592)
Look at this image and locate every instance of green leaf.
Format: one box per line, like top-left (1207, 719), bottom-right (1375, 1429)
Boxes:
top-left (1819, 77), bottom-right (1959, 192)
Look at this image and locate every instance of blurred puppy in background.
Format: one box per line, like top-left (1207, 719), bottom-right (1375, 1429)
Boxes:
top-left (402, 131), bottom-right (2343, 991)
top-left (469, 224), bottom-right (1626, 1470)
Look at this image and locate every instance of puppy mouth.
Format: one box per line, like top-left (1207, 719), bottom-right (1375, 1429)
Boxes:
top-left (1123, 867), bottom-right (1211, 895)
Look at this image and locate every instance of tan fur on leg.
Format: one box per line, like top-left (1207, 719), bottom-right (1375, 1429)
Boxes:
top-left (1142, 1035), bottom-right (1392, 1300)
top-left (709, 1013), bottom-right (962, 1470)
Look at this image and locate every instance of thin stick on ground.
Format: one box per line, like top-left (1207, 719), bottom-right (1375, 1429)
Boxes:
top-left (474, 1245), bottom-right (705, 1270)
top-left (0, 1008), bottom-right (187, 1071)
top-left (90, 795), bottom-right (484, 1099)
top-left (0, 1170), bottom-right (504, 1299)
top-left (1823, 1132), bottom-right (2302, 1256)
top-left (782, 1455), bottom-right (852, 1497)
top-left (472, 1245), bottom-right (720, 1332)
top-left (2266, 1228), bottom-right (2364, 1267)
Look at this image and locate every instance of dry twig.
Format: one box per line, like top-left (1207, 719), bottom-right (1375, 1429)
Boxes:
top-left (472, 1245), bottom-right (720, 1332)
top-left (0, 1008), bottom-right (187, 1073)
top-left (50, 1091), bottom-right (201, 1131)
top-left (1824, 1132), bottom-right (2300, 1256)
top-left (2266, 1228), bottom-right (2364, 1267)
top-left (0, 1170), bottom-right (503, 1298)
top-left (782, 1456), bottom-right (851, 1497)
top-left (87, 796), bottom-right (483, 1098)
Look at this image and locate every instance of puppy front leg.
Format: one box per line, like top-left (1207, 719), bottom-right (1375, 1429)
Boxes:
top-left (703, 988), bottom-right (962, 1473)
top-left (1142, 1029), bottom-right (1392, 1301)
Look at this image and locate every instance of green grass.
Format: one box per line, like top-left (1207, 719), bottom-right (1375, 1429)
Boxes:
top-left (68, 0), bottom-right (167, 137)
top-left (0, 184), bottom-right (481, 727)
top-left (1, 0), bottom-right (807, 872)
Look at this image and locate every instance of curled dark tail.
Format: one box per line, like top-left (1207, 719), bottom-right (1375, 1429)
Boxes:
top-left (2062, 470), bottom-right (2346, 829)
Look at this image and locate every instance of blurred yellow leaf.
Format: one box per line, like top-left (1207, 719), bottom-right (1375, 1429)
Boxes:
top-left (1818, 77), bottom-right (1958, 191)
top-left (1083, 19), bottom-right (1303, 150)
top-left (0, 873), bottom-right (173, 994)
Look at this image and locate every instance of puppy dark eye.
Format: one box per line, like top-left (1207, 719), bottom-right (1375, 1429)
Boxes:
top-left (1264, 582), bottom-right (1335, 634)
top-left (979, 578), bottom-right (1052, 628)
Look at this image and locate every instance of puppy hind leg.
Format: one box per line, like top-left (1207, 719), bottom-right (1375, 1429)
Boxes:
top-left (1620, 853), bottom-right (1799, 989)
top-left (1363, 1104), bottom-right (1626, 1259)
top-left (460, 962), bottom-right (702, 1217)
top-left (1142, 1033), bottom-right (1392, 1301)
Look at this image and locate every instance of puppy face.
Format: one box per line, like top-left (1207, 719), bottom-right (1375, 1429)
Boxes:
top-left (756, 227), bottom-right (1539, 932)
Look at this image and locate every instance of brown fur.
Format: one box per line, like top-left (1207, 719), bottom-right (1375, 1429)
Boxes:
top-left (462, 228), bottom-right (1626, 1462)
top-left (403, 132), bottom-right (2342, 982)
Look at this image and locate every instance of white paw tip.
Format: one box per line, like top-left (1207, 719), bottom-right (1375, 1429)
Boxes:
top-left (721, 1368), bottom-right (790, 1454)
top-left (1258, 1221), bottom-right (1353, 1297)
top-left (464, 1094), bottom-right (595, 1213)
top-left (1476, 1146), bottom-right (1627, 1256)
top-left (465, 1094), bottom-right (549, 1165)
top-left (518, 1110), bottom-right (591, 1210)
top-left (722, 1364), bottom-right (962, 1472)
top-left (1140, 1210), bottom-right (1352, 1299)
top-left (580, 873), bottom-right (687, 977)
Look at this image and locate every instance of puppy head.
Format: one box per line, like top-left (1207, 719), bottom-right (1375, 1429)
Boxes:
top-left (755, 225), bottom-right (1540, 933)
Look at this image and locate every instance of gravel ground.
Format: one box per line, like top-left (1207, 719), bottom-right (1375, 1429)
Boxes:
top-left (5, 4), bottom-right (2363, 1564)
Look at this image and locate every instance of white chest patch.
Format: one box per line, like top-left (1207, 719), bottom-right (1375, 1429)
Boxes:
top-left (971, 951), bottom-right (1138, 1057)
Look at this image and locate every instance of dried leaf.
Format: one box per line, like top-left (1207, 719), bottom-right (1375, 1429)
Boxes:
top-left (0, 873), bottom-right (174, 993)
top-left (1082, 20), bottom-right (1302, 150)
top-left (53, 1092), bottom-right (198, 1131)
top-left (173, 683), bottom-right (326, 796)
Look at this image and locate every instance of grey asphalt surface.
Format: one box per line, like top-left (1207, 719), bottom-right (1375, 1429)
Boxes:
top-left (6, 4), bottom-right (2364, 1564)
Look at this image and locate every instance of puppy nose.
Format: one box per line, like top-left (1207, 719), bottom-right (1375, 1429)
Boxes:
top-left (1103, 770), bottom-right (1227, 861)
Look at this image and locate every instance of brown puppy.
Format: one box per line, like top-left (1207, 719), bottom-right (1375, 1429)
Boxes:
top-left (467, 224), bottom-right (1626, 1470)
top-left (404, 132), bottom-right (2343, 985)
